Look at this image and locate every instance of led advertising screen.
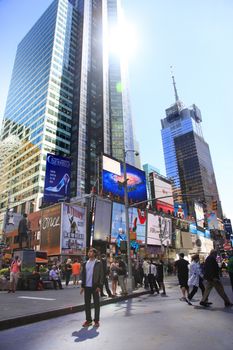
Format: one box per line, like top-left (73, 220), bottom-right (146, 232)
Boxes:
top-left (102, 155), bottom-right (147, 205)
top-left (93, 198), bottom-right (112, 241)
top-left (44, 154), bottom-right (71, 203)
top-left (174, 202), bottom-right (188, 219)
top-left (111, 202), bottom-right (146, 244)
top-left (194, 201), bottom-right (204, 228)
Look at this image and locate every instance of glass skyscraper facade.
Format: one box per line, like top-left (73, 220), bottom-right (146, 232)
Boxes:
top-left (161, 97), bottom-right (222, 219)
top-left (0, 0), bottom-right (136, 216)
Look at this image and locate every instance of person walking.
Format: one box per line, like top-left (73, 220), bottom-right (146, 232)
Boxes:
top-left (81, 248), bottom-right (103, 327)
top-left (8, 256), bottom-right (21, 293)
top-left (200, 249), bottom-right (233, 307)
top-left (110, 257), bottom-right (119, 297)
top-left (174, 253), bottom-right (189, 302)
top-left (72, 259), bottom-right (81, 287)
top-left (117, 256), bottom-right (127, 295)
top-left (155, 258), bottom-right (166, 295)
top-left (100, 254), bottom-right (112, 297)
top-left (187, 254), bottom-right (205, 301)
top-left (65, 258), bottom-right (72, 287)
top-left (147, 260), bottom-right (159, 295)
top-left (18, 213), bottom-right (29, 249)
top-left (49, 265), bottom-right (63, 290)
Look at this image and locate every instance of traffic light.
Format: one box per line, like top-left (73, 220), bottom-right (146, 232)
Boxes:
top-left (211, 200), bottom-right (218, 211)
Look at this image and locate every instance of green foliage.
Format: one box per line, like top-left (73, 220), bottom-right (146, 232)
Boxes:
top-left (0, 268), bottom-right (9, 275)
top-left (21, 266), bottom-right (35, 273)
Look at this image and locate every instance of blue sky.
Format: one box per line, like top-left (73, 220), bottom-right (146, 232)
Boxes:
top-left (0, 0), bottom-right (232, 222)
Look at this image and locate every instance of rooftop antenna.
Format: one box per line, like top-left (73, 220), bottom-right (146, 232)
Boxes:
top-left (170, 65), bottom-right (179, 102)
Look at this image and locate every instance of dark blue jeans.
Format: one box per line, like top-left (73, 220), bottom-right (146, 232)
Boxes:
top-left (84, 287), bottom-right (100, 322)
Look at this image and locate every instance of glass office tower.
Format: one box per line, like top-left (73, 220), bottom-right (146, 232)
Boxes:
top-left (161, 81), bottom-right (222, 218)
top-left (0, 0), bottom-right (136, 215)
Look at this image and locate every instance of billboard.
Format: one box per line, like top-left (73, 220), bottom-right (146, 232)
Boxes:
top-left (93, 198), bottom-right (112, 241)
top-left (61, 204), bottom-right (86, 255)
top-left (194, 201), bottom-right (204, 228)
top-left (174, 202), bottom-right (188, 219)
top-left (207, 212), bottom-right (218, 230)
top-left (102, 155), bottom-right (147, 205)
top-left (40, 204), bottom-right (61, 256)
top-left (147, 214), bottom-right (172, 246)
top-left (147, 213), bottom-right (161, 246)
top-left (111, 202), bottom-right (146, 244)
top-left (149, 172), bottom-right (174, 214)
top-left (44, 154), bottom-right (71, 203)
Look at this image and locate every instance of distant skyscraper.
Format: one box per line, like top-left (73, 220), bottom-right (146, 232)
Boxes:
top-left (161, 74), bottom-right (222, 219)
top-left (0, 0), bottom-right (136, 216)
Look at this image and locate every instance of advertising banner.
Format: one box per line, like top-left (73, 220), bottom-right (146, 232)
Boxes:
top-left (61, 204), bottom-right (86, 255)
top-left (207, 212), bottom-right (218, 230)
top-left (4, 212), bottom-right (22, 233)
top-left (147, 214), bottom-right (172, 246)
top-left (102, 155), bottom-right (147, 205)
top-left (40, 204), bottom-right (61, 256)
top-left (44, 154), bottom-right (71, 203)
top-left (147, 213), bottom-right (161, 246)
top-left (194, 201), bottom-right (204, 228)
top-left (174, 202), bottom-right (188, 219)
top-left (149, 172), bottom-right (174, 205)
top-left (93, 198), bottom-right (112, 241)
top-left (111, 202), bottom-right (146, 244)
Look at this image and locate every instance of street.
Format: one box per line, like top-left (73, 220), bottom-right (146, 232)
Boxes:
top-left (0, 280), bottom-right (232, 350)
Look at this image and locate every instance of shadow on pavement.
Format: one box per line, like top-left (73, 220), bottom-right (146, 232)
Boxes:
top-left (72, 327), bottom-right (99, 342)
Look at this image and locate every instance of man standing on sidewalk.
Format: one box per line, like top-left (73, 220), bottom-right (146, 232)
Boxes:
top-left (81, 248), bottom-right (103, 327)
top-left (200, 249), bottom-right (233, 308)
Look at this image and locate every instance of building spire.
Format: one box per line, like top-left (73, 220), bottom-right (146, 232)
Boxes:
top-left (170, 65), bottom-right (179, 102)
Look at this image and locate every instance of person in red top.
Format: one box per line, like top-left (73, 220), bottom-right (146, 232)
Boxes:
top-left (72, 259), bottom-right (81, 287)
top-left (8, 256), bottom-right (21, 293)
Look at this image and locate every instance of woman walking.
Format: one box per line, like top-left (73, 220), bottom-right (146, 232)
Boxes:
top-left (110, 258), bottom-right (119, 297)
top-left (188, 254), bottom-right (205, 301)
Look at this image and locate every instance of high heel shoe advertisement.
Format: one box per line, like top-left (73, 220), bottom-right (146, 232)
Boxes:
top-left (44, 154), bottom-right (71, 203)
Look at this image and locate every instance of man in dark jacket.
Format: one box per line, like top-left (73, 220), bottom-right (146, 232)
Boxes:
top-left (200, 249), bottom-right (232, 307)
top-left (81, 248), bottom-right (103, 327)
top-left (100, 254), bottom-right (112, 297)
top-left (18, 213), bottom-right (29, 249)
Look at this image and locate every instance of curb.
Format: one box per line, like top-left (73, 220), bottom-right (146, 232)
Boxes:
top-left (0, 290), bottom-right (150, 331)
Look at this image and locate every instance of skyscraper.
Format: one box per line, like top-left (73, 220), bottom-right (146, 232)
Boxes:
top-left (161, 75), bottom-right (222, 219)
top-left (0, 0), bottom-right (136, 216)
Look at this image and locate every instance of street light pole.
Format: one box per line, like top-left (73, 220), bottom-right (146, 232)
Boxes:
top-left (123, 149), bottom-right (139, 293)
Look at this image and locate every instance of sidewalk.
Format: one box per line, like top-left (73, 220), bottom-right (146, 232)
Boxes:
top-left (1, 275), bottom-right (231, 331)
top-left (0, 280), bottom-right (153, 331)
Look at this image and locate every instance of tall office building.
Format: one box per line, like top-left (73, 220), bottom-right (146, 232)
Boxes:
top-left (161, 76), bottom-right (222, 219)
top-left (0, 0), bottom-right (136, 217)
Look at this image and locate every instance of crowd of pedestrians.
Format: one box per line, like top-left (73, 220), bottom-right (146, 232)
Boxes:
top-left (3, 248), bottom-right (233, 328)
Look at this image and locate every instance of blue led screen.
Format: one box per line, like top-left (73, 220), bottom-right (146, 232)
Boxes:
top-left (44, 154), bottom-right (71, 203)
top-left (102, 163), bottom-right (147, 205)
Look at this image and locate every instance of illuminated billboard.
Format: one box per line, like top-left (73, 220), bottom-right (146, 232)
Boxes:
top-left (194, 201), bottom-right (204, 228)
top-left (40, 204), bottom-right (61, 256)
top-left (102, 155), bottom-right (147, 205)
top-left (61, 204), bottom-right (86, 255)
top-left (111, 202), bottom-right (146, 244)
top-left (44, 154), bottom-right (71, 203)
